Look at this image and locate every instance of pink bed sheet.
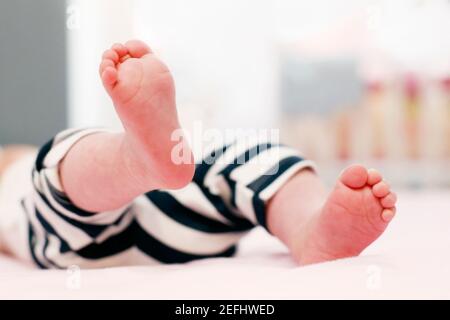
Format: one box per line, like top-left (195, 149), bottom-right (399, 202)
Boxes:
top-left (1, 190), bottom-right (449, 299)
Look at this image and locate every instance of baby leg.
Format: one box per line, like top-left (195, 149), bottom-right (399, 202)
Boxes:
top-left (0, 145), bottom-right (36, 176)
top-left (267, 165), bottom-right (397, 264)
top-left (23, 133), bottom-right (311, 268)
top-left (166, 139), bottom-right (397, 265)
top-left (60, 40), bottom-right (194, 212)
top-left (0, 146), bottom-right (37, 256)
top-left (129, 139), bottom-right (318, 263)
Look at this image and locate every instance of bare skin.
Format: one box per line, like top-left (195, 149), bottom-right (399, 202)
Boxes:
top-left (60, 40), bottom-right (195, 212)
top-left (267, 166), bottom-right (397, 265)
top-left (0, 146), bottom-right (36, 176)
top-left (63, 40), bottom-right (398, 264)
top-left (0, 146), bottom-right (37, 255)
top-left (2, 40), bottom-right (397, 265)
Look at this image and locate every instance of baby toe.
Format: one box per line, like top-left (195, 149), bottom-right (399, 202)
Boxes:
top-left (381, 208), bottom-right (396, 222)
top-left (367, 168), bottom-right (382, 185)
top-left (339, 164), bottom-right (368, 189)
top-left (111, 43), bottom-right (128, 57)
top-left (99, 59), bottom-right (115, 76)
top-left (102, 49), bottom-right (119, 64)
top-left (102, 67), bottom-right (117, 85)
top-left (124, 39), bottom-right (153, 58)
top-left (380, 192), bottom-right (397, 208)
top-left (372, 181), bottom-right (390, 198)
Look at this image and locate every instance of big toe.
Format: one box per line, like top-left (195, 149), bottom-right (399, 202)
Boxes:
top-left (339, 164), bottom-right (368, 189)
top-left (124, 40), bottom-right (153, 58)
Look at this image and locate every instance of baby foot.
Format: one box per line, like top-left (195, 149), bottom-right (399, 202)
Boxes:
top-left (295, 165), bottom-right (397, 265)
top-left (99, 40), bottom-right (194, 189)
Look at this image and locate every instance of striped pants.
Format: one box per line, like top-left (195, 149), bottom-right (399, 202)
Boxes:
top-left (5, 128), bottom-right (315, 268)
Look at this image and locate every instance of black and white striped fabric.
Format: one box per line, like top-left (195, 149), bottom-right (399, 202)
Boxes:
top-left (23, 128), bottom-right (315, 269)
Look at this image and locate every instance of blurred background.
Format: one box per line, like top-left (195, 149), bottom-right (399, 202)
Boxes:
top-left (0, 0), bottom-right (449, 188)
